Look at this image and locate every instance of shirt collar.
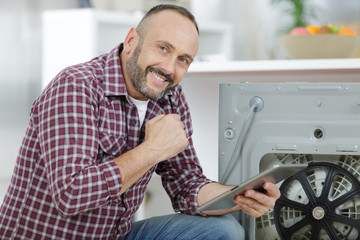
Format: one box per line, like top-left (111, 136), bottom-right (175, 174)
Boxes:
top-left (103, 44), bottom-right (127, 97)
top-left (102, 43), bottom-right (176, 100)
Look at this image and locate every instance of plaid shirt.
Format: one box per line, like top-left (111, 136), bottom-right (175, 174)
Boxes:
top-left (0, 44), bottom-right (212, 239)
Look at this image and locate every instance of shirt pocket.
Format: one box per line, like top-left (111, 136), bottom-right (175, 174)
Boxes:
top-left (98, 132), bottom-right (127, 159)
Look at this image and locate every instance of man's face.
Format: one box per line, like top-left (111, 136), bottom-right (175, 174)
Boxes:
top-left (124, 10), bottom-right (199, 100)
top-left (126, 41), bottom-right (175, 100)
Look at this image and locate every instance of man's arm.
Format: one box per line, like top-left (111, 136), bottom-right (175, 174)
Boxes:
top-left (198, 182), bottom-right (281, 217)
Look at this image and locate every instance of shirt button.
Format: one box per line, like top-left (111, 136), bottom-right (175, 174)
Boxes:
top-left (131, 120), bottom-right (137, 125)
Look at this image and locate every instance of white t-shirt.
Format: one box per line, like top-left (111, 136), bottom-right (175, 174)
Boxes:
top-left (128, 96), bottom-right (149, 127)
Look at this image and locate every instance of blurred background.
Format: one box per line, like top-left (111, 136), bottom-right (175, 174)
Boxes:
top-left (0, 0), bottom-right (359, 219)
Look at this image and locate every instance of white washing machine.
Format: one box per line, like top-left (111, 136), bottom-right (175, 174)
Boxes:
top-left (218, 82), bottom-right (360, 240)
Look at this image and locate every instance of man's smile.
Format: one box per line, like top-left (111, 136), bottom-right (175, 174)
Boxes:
top-left (151, 70), bottom-right (166, 82)
top-left (147, 66), bottom-right (174, 89)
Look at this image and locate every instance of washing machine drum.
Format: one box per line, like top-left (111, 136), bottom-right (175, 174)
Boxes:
top-left (274, 162), bottom-right (360, 240)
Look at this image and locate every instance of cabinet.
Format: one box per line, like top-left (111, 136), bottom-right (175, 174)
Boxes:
top-left (42, 9), bottom-right (234, 88)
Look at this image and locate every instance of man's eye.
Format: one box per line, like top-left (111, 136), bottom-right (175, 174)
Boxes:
top-left (160, 46), bottom-right (167, 53)
top-left (179, 58), bottom-right (189, 65)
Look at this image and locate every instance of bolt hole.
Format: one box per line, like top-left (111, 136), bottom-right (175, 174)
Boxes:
top-left (314, 128), bottom-right (324, 139)
top-left (224, 128), bottom-right (235, 140)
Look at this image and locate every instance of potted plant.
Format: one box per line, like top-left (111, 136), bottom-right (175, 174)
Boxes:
top-left (271, 0), bottom-right (318, 33)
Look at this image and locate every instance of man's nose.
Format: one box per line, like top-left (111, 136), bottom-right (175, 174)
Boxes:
top-left (160, 57), bottom-right (176, 76)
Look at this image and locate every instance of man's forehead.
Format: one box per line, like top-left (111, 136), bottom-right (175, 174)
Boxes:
top-left (146, 10), bottom-right (197, 33)
top-left (142, 10), bottom-right (199, 55)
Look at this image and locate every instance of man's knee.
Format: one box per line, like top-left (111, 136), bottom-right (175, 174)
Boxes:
top-left (206, 214), bottom-right (245, 239)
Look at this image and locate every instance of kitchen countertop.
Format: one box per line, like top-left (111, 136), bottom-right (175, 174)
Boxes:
top-left (189, 58), bottom-right (360, 73)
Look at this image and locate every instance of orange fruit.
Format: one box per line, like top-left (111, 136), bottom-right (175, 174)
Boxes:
top-left (338, 28), bottom-right (357, 36)
top-left (306, 25), bottom-right (320, 34)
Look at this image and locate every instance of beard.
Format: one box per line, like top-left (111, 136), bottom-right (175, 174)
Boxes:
top-left (125, 43), bottom-right (175, 100)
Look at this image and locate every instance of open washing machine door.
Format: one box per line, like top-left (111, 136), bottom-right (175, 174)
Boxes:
top-left (218, 82), bottom-right (360, 240)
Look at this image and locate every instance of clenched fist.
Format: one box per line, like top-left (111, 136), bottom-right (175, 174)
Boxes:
top-left (143, 114), bottom-right (188, 163)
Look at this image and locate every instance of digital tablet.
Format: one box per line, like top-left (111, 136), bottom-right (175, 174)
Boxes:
top-left (196, 164), bottom-right (308, 213)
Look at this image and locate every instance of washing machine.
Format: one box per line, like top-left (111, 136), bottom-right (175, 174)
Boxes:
top-left (218, 82), bottom-right (360, 240)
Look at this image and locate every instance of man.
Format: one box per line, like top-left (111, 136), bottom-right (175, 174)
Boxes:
top-left (0, 4), bottom-right (280, 239)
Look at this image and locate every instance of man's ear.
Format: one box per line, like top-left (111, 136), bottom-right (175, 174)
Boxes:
top-left (123, 27), bottom-right (139, 55)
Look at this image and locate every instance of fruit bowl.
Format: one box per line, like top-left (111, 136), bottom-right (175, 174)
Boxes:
top-left (280, 34), bottom-right (360, 59)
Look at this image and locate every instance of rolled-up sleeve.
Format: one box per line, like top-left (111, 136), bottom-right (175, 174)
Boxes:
top-left (156, 139), bottom-right (214, 215)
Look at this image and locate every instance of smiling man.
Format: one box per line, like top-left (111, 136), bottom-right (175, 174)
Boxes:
top-left (0, 4), bottom-right (280, 239)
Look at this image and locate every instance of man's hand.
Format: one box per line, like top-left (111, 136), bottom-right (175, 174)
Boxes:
top-left (231, 182), bottom-right (281, 218)
top-left (143, 114), bottom-right (189, 163)
top-left (114, 114), bottom-right (188, 194)
top-left (199, 182), bottom-right (281, 217)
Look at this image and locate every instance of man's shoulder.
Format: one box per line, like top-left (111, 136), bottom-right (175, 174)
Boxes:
top-left (57, 44), bottom-right (122, 84)
top-left (67, 54), bottom-right (108, 77)
top-left (37, 56), bottom-right (107, 105)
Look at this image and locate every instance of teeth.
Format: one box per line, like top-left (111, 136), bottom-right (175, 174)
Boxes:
top-left (151, 71), bottom-right (165, 82)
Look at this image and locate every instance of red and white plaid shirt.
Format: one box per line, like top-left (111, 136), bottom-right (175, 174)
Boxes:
top-left (0, 44), bottom-right (212, 239)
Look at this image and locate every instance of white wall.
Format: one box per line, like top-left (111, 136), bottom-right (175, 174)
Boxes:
top-left (0, 0), bottom-right (82, 201)
top-left (215, 0), bottom-right (360, 60)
